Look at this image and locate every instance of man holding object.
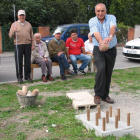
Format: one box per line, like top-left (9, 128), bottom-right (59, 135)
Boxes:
top-left (9, 9), bottom-right (34, 83)
top-left (89, 3), bottom-right (117, 104)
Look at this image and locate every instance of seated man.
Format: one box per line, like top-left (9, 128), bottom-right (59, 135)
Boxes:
top-left (84, 33), bottom-right (94, 73)
top-left (31, 33), bottom-right (53, 82)
top-left (49, 30), bottom-right (74, 81)
top-left (66, 30), bottom-right (91, 75)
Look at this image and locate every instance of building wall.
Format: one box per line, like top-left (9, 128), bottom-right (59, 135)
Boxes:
top-left (134, 25), bottom-right (140, 39)
top-left (127, 28), bottom-right (134, 41)
top-left (38, 26), bottom-right (50, 37)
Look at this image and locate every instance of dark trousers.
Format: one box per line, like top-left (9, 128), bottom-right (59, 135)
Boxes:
top-left (14, 44), bottom-right (31, 79)
top-left (93, 46), bottom-right (117, 99)
top-left (50, 54), bottom-right (70, 76)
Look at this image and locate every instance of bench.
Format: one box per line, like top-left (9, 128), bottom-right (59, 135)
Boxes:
top-left (31, 60), bottom-right (96, 79)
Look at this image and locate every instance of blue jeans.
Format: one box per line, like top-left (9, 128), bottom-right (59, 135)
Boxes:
top-left (51, 54), bottom-right (70, 76)
top-left (69, 54), bottom-right (91, 71)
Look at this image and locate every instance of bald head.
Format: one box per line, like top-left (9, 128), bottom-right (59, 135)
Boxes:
top-left (95, 3), bottom-right (106, 11)
top-left (34, 33), bottom-right (41, 44)
top-left (88, 33), bottom-right (91, 37)
top-left (88, 33), bottom-right (92, 42)
top-left (95, 3), bottom-right (106, 22)
top-left (34, 33), bottom-right (41, 38)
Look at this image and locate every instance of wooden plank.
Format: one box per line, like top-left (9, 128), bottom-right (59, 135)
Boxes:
top-left (30, 59), bottom-right (95, 79)
top-left (66, 91), bottom-right (96, 110)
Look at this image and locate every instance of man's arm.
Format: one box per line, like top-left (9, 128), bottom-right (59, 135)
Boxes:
top-left (9, 23), bottom-right (15, 39)
top-left (66, 48), bottom-right (71, 62)
top-left (85, 51), bottom-right (93, 55)
top-left (93, 32), bottom-right (103, 45)
top-left (30, 25), bottom-right (35, 50)
top-left (82, 47), bottom-right (86, 54)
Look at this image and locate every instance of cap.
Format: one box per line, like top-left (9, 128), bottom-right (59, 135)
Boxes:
top-left (54, 30), bottom-right (61, 34)
top-left (18, 10), bottom-right (26, 15)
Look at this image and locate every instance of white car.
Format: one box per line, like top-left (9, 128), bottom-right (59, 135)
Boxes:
top-left (123, 37), bottom-right (140, 60)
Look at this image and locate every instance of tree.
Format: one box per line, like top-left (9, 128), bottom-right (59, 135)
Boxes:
top-left (0, 0), bottom-right (140, 28)
top-left (110, 0), bottom-right (140, 27)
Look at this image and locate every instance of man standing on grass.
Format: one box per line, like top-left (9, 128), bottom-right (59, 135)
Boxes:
top-left (89, 3), bottom-right (117, 104)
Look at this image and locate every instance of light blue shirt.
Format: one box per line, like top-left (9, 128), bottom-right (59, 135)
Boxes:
top-left (89, 14), bottom-right (117, 49)
top-left (55, 38), bottom-right (61, 45)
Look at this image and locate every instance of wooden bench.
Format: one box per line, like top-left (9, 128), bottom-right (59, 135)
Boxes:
top-left (31, 60), bottom-right (96, 79)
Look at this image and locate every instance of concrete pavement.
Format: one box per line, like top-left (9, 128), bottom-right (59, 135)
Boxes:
top-left (0, 47), bottom-right (140, 84)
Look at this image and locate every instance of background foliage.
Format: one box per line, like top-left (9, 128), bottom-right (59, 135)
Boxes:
top-left (0, 0), bottom-right (139, 27)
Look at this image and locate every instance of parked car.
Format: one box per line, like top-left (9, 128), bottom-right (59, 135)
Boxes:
top-left (41, 23), bottom-right (89, 46)
top-left (123, 37), bottom-right (140, 60)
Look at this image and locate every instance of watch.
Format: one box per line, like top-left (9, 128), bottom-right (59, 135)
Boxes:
top-left (109, 35), bottom-right (113, 38)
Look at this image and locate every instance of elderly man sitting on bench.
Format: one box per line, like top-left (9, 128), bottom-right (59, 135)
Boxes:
top-left (31, 33), bottom-right (53, 82)
top-left (49, 30), bottom-right (74, 81)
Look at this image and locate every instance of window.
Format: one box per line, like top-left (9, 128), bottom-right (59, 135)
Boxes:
top-left (80, 26), bottom-right (89, 36)
top-left (51, 27), bottom-right (68, 36)
top-left (65, 27), bottom-right (78, 38)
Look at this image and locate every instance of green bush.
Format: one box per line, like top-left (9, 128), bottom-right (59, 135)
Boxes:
top-left (116, 22), bottom-right (131, 43)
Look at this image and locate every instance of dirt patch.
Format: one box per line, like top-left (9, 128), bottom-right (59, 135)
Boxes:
top-left (1, 81), bottom-right (140, 139)
top-left (26, 128), bottom-right (49, 140)
top-left (76, 90), bottom-right (140, 138)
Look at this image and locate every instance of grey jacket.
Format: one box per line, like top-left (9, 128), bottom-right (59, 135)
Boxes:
top-left (31, 40), bottom-right (50, 63)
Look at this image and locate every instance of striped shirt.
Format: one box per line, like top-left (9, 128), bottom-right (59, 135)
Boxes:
top-left (89, 14), bottom-right (117, 49)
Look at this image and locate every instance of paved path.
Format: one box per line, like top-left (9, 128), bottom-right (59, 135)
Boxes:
top-left (0, 47), bottom-right (140, 84)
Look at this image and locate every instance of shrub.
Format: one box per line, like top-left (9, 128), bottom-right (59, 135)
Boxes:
top-left (116, 22), bottom-right (131, 43)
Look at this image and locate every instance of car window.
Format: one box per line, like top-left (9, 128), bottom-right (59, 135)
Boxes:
top-left (51, 27), bottom-right (68, 36)
top-left (65, 27), bottom-right (78, 38)
top-left (80, 26), bottom-right (89, 36)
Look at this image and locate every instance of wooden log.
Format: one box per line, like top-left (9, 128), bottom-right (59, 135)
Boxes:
top-left (87, 108), bottom-right (90, 121)
top-left (127, 113), bottom-right (130, 126)
top-left (22, 86), bottom-right (28, 95)
top-left (98, 105), bottom-right (101, 119)
top-left (31, 89), bottom-right (39, 96)
top-left (109, 105), bottom-right (112, 117)
top-left (106, 111), bottom-right (109, 123)
top-left (95, 112), bottom-right (98, 126)
top-left (115, 115), bottom-right (118, 129)
top-left (102, 117), bottom-right (106, 131)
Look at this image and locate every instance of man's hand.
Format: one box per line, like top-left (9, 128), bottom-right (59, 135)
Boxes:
top-left (103, 36), bottom-right (113, 44)
top-left (43, 58), bottom-right (48, 62)
top-left (67, 58), bottom-right (71, 62)
top-left (57, 52), bottom-right (64, 56)
top-left (99, 42), bottom-right (109, 51)
top-left (13, 27), bottom-right (17, 32)
top-left (31, 46), bottom-right (35, 50)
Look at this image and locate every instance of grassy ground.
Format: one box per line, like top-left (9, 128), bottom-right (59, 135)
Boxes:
top-left (0, 68), bottom-right (140, 140)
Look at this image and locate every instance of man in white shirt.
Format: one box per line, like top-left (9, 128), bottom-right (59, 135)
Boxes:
top-left (84, 33), bottom-right (94, 73)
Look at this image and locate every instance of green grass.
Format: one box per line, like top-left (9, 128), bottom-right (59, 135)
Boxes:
top-left (28, 75), bottom-right (95, 92)
top-left (112, 68), bottom-right (140, 93)
top-left (16, 132), bottom-right (27, 140)
top-left (0, 68), bottom-right (140, 139)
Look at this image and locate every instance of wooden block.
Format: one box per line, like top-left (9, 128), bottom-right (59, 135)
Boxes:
top-left (66, 91), bottom-right (96, 110)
